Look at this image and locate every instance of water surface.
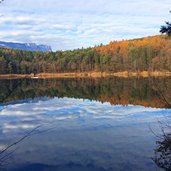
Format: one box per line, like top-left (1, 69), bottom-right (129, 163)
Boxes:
top-left (0, 77), bottom-right (170, 171)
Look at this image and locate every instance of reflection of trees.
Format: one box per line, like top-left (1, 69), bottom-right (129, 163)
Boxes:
top-left (152, 78), bottom-right (171, 108)
top-left (0, 77), bottom-right (170, 108)
top-left (153, 83), bottom-right (171, 170)
top-left (0, 79), bottom-right (23, 104)
top-left (152, 84), bottom-right (171, 170)
top-left (153, 121), bottom-right (171, 170)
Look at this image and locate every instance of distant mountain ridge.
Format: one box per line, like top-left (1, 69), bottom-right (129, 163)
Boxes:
top-left (0, 41), bottom-right (52, 52)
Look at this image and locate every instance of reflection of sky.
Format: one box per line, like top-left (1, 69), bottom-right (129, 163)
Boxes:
top-left (0, 97), bottom-right (170, 171)
top-left (0, 97), bottom-right (170, 133)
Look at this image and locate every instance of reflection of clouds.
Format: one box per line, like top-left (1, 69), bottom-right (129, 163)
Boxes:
top-left (0, 106), bottom-right (5, 111)
top-left (0, 97), bottom-right (170, 134)
top-left (0, 144), bottom-right (7, 150)
top-left (0, 97), bottom-right (170, 171)
top-left (54, 115), bottom-right (76, 120)
top-left (3, 123), bottom-right (37, 130)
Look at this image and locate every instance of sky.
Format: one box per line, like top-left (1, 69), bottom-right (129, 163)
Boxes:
top-left (0, 0), bottom-right (170, 51)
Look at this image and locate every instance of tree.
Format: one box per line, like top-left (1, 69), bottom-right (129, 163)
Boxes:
top-left (160, 11), bottom-right (171, 36)
top-left (153, 121), bottom-right (171, 170)
top-left (0, 56), bottom-right (7, 74)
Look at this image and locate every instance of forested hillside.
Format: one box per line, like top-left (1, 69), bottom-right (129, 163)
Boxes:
top-left (0, 35), bottom-right (170, 74)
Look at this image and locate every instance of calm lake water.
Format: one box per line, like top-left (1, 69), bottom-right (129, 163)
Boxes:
top-left (0, 77), bottom-right (171, 171)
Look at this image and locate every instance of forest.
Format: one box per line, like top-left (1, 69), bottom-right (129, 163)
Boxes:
top-left (0, 35), bottom-right (171, 74)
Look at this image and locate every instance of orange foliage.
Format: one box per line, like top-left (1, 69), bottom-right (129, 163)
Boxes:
top-left (95, 35), bottom-right (169, 56)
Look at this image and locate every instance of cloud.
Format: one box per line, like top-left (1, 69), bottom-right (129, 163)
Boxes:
top-left (0, 0), bottom-right (171, 50)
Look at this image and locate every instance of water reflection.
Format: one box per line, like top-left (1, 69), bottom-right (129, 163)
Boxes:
top-left (0, 126), bottom-right (40, 170)
top-left (0, 77), bottom-right (170, 108)
top-left (153, 119), bottom-right (171, 170)
top-left (0, 77), bottom-right (170, 171)
top-left (0, 97), bottom-right (170, 170)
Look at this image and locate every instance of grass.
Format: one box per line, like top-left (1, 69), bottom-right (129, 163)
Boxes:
top-left (0, 71), bottom-right (171, 79)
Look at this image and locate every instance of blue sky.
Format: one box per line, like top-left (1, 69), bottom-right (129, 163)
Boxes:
top-left (0, 0), bottom-right (170, 50)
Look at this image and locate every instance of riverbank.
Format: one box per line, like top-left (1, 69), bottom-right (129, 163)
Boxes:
top-left (0, 71), bottom-right (171, 79)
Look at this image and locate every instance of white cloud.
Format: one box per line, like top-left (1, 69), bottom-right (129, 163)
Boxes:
top-left (0, 0), bottom-right (171, 50)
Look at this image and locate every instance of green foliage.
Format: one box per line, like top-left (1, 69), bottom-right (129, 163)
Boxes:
top-left (0, 36), bottom-right (170, 74)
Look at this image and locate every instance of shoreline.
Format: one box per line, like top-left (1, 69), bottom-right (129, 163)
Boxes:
top-left (0, 71), bottom-right (171, 79)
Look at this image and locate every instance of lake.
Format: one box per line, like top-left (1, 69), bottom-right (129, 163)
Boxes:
top-left (0, 77), bottom-right (171, 171)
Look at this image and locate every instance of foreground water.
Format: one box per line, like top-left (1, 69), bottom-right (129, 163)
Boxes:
top-left (0, 77), bottom-right (170, 171)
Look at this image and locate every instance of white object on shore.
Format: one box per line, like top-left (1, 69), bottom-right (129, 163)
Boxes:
top-left (31, 77), bottom-right (39, 79)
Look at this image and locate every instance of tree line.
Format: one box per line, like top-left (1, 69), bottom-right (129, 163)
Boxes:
top-left (0, 35), bottom-right (171, 74)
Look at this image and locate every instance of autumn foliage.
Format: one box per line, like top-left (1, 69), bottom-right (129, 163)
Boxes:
top-left (0, 35), bottom-right (170, 74)
top-left (95, 35), bottom-right (171, 72)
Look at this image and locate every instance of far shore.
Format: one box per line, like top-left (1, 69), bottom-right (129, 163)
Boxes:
top-left (0, 71), bottom-right (171, 79)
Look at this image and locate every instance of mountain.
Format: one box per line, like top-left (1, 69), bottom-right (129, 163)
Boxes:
top-left (0, 41), bottom-right (52, 52)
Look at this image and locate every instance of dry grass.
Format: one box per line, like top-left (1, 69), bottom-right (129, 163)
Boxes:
top-left (0, 74), bottom-right (30, 79)
top-left (37, 71), bottom-right (171, 78)
top-left (0, 71), bottom-right (171, 79)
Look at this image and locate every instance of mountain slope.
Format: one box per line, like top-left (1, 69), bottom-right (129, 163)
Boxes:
top-left (0, 41), bottom-right (52, 52)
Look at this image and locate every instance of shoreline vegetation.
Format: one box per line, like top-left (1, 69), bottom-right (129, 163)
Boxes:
top-left (0, 71), bottom-right (171, 79)
top-left (0, 36), bottom-right (171, 77)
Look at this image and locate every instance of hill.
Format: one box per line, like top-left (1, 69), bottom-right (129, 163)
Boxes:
top-left (0, 41), bottom-right (52, 52)
top-left (0, 35), bottom-right (170, 76)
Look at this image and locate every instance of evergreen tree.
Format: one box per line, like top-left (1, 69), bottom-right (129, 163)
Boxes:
top-left (160, 11), bottom-right (171, 36)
